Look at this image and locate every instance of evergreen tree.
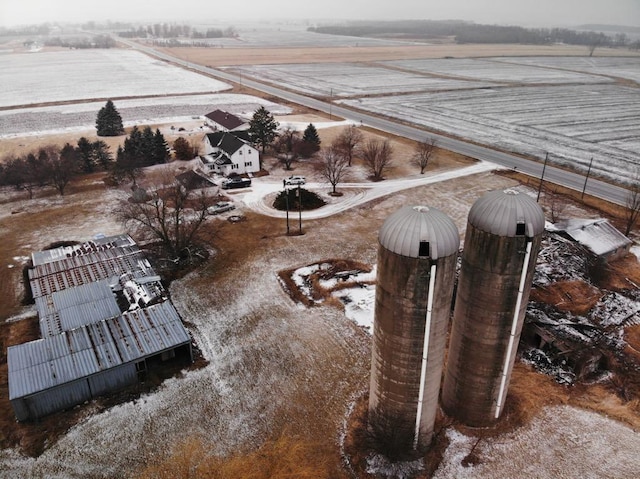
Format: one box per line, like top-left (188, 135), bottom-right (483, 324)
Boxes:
top-left (141, 126), bottom-right (156, 165)
top-left (173, 137), bottom-right (195, 161)
top-left (96, 100), bottom-right (124, 136)
top-left (92, 140), bottom-right (112, 170)
top-left (76, 136), bottom-right (95, 173)
top-left (248, 106), bottom-right (279, 165)
top-left (301, 123), bottom-right (321, 156)
top-left (152, 129), bottom-right (169, 165)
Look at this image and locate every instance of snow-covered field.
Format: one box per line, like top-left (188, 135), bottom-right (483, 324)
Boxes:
top-left (341, 84), bottom-right (640, 181)
top-left (225, 63), bottom-right (497, 97)
top-left (0, 93), bottom-right (291, 138)
top-left (382, 57), bottom-right (613, 84)
top-left (493, 56), bottom-right (640, 83)
top-left (225, 57), bottom-right (639, 183)
top-left (0, 49), bottom-right (231, 108)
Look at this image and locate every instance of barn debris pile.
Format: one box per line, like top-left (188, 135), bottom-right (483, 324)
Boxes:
top-left (8, 234), bottom-right (193, 422)
top-left (522, 222), bottom-right (640, 384)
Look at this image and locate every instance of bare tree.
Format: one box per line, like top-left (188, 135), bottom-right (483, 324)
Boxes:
top-left (411, 138), bottom-right (437, 174)
top-left (116, 170), bottom-right (211, 260)
top-left (274, 128), bottom-right (301, 170)
top-left (333, 125), bottom-right (363, 166)
top-left (320, 147), bottom-right (349, 195)
top-left (40, 145), bottom-right (79, 196)
top-left (362, 139), bottom-right (393, 181)
top-left (625, 170), bottom-right (640, 236)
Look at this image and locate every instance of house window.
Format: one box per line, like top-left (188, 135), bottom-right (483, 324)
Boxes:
top-left (245, 162), bottom-right (252, 167)
top-left (239, 150), bottom-right (243, 155)
top-left (248, 150), bottom-right (252, 154)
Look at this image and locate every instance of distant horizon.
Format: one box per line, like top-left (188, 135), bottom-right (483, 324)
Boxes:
top-left (1, 0), bottom-right (639, 29)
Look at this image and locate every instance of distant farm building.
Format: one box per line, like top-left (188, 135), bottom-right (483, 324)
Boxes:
top-left (8, 235), bottom-right (192, 422)
top-left (199, 131), bottom-right (260, 176)
top-left (556, 218), bottom-right (632, 263)
top-left (204, 109), bottom-right (248, 132)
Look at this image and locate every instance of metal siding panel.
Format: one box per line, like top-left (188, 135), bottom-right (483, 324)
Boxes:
top-left (88, 364), bottom-right (137, 396)
top-left (25, 380), bottom-right (91, 420)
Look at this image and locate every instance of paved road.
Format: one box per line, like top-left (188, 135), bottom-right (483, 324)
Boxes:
top-left (120, 39), bottom-right (630, 207)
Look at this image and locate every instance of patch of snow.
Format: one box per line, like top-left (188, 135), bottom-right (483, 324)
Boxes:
top-left (366, 453), bottom-right (424, 478)
top-left (333, 284), bottom-right (376, 333)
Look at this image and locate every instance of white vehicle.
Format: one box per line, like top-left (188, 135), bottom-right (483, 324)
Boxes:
top-left (285, 175), bottom-right (306, 186)
top-left (207, 201), bottom-right (236, 215)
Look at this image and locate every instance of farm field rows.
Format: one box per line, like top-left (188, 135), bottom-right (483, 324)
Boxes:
top-left (225, 63), bottom-right (497, 97)
top-left (0, 93), bottom-right (291, 139)
top-left (382, 57), bottom-right (614, 84)
top-left (492, 56), bottom-right (640, 83)
top-left (227, 56), bottom-right (639, 182)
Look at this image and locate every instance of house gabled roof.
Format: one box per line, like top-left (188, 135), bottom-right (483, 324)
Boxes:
top-left (205, 131), bottom-right (247, 156)
top-left (204, 110), bottom-right (245, 130)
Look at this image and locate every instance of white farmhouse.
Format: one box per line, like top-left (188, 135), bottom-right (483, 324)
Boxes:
top-left (199, 131), bottom-right (260, 176)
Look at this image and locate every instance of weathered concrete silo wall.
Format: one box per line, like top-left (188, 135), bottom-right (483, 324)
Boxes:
top-left (369, 206), bottom-right (459, 454)
top-left (442, 189), bottom-right (545, 427)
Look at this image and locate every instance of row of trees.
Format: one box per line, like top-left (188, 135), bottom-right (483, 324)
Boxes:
top-left (0, 139), bottom-right (111, 196)
top-left (309, 20), bottom-right (639, 49)
top-left (0, 124), bottom-right (171, 196)
top-left (118, 24), bottom-right (236, 39)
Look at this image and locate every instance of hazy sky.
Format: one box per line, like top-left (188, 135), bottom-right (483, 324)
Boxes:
top-left (1, 0), bottom-right (639, 28)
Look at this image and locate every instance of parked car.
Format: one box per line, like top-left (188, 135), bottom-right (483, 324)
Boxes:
top-left (222, 177), bottom-right (252, 189)
top-left (208, 201), bottom-right (236, 215)
top-left (285, 175), bottom-right (306, 186)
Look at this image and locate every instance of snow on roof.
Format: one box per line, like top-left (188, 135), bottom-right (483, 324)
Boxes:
top-left (559, 218), bottom-right (631, 256)
top-left (31, 234), bottom-right (136, 266)
top-left (378, 205), bottom-right (459, 259)
top-left (469, 189), bottom-right (545, 237)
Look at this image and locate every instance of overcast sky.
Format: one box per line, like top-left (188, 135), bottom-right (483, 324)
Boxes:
top-left (1, 0), bottom-right (639, 28)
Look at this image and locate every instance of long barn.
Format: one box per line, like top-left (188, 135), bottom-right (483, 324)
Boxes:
top-left (8, 235), bottom-right (192, 422)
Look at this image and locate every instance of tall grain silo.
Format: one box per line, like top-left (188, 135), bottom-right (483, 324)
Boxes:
top-left (442, 189), bottom-right (545, 427)
top-left (369, 205), bottom-right (459, 455)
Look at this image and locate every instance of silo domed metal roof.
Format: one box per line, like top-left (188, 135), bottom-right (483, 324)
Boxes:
top-left (379, 205), bottom-right (459, 259)
top-left (468, 189), bottom-right (545, 237)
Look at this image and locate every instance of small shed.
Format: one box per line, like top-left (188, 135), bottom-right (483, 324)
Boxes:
top-left (558, 218), bottom-right (632, 263)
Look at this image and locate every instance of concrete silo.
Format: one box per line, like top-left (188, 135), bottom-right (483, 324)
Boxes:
top-left (442, 189), bottom-right (545, 427)
top-left (369, 205), bottom-right (459, 454)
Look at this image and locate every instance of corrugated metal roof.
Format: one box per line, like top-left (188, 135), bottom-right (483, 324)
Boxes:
top-left (562, 218), bottom-right (632, 256)
top-left (378, 205), bottom-right (460, 259)
top-left (31, 234), bottom-right (136, 266)
top-left (468, 189), bottom-right (545, 237)
top-left (8, 301), bottom-right (190, 401)
top-left (36, 280), bottom-right (121, 336)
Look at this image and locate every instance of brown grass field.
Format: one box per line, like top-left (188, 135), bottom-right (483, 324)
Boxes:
top-left (156, 43), bottom-right (638, 67)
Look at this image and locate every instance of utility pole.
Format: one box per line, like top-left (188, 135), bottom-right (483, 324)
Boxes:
top-left (581, 157), bottom-right (594, 199)
top-left (285, 187), bottom-right (290, 235)
top-left (537, 152), bottom-right (549, 202)
top-left (297, 184), bottom-right (302, 234)
top-left (329, 88), bottom-right (333, 120)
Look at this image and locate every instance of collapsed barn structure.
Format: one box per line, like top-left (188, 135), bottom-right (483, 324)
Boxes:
top-left (8, 234), bottom-right (193, 422)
